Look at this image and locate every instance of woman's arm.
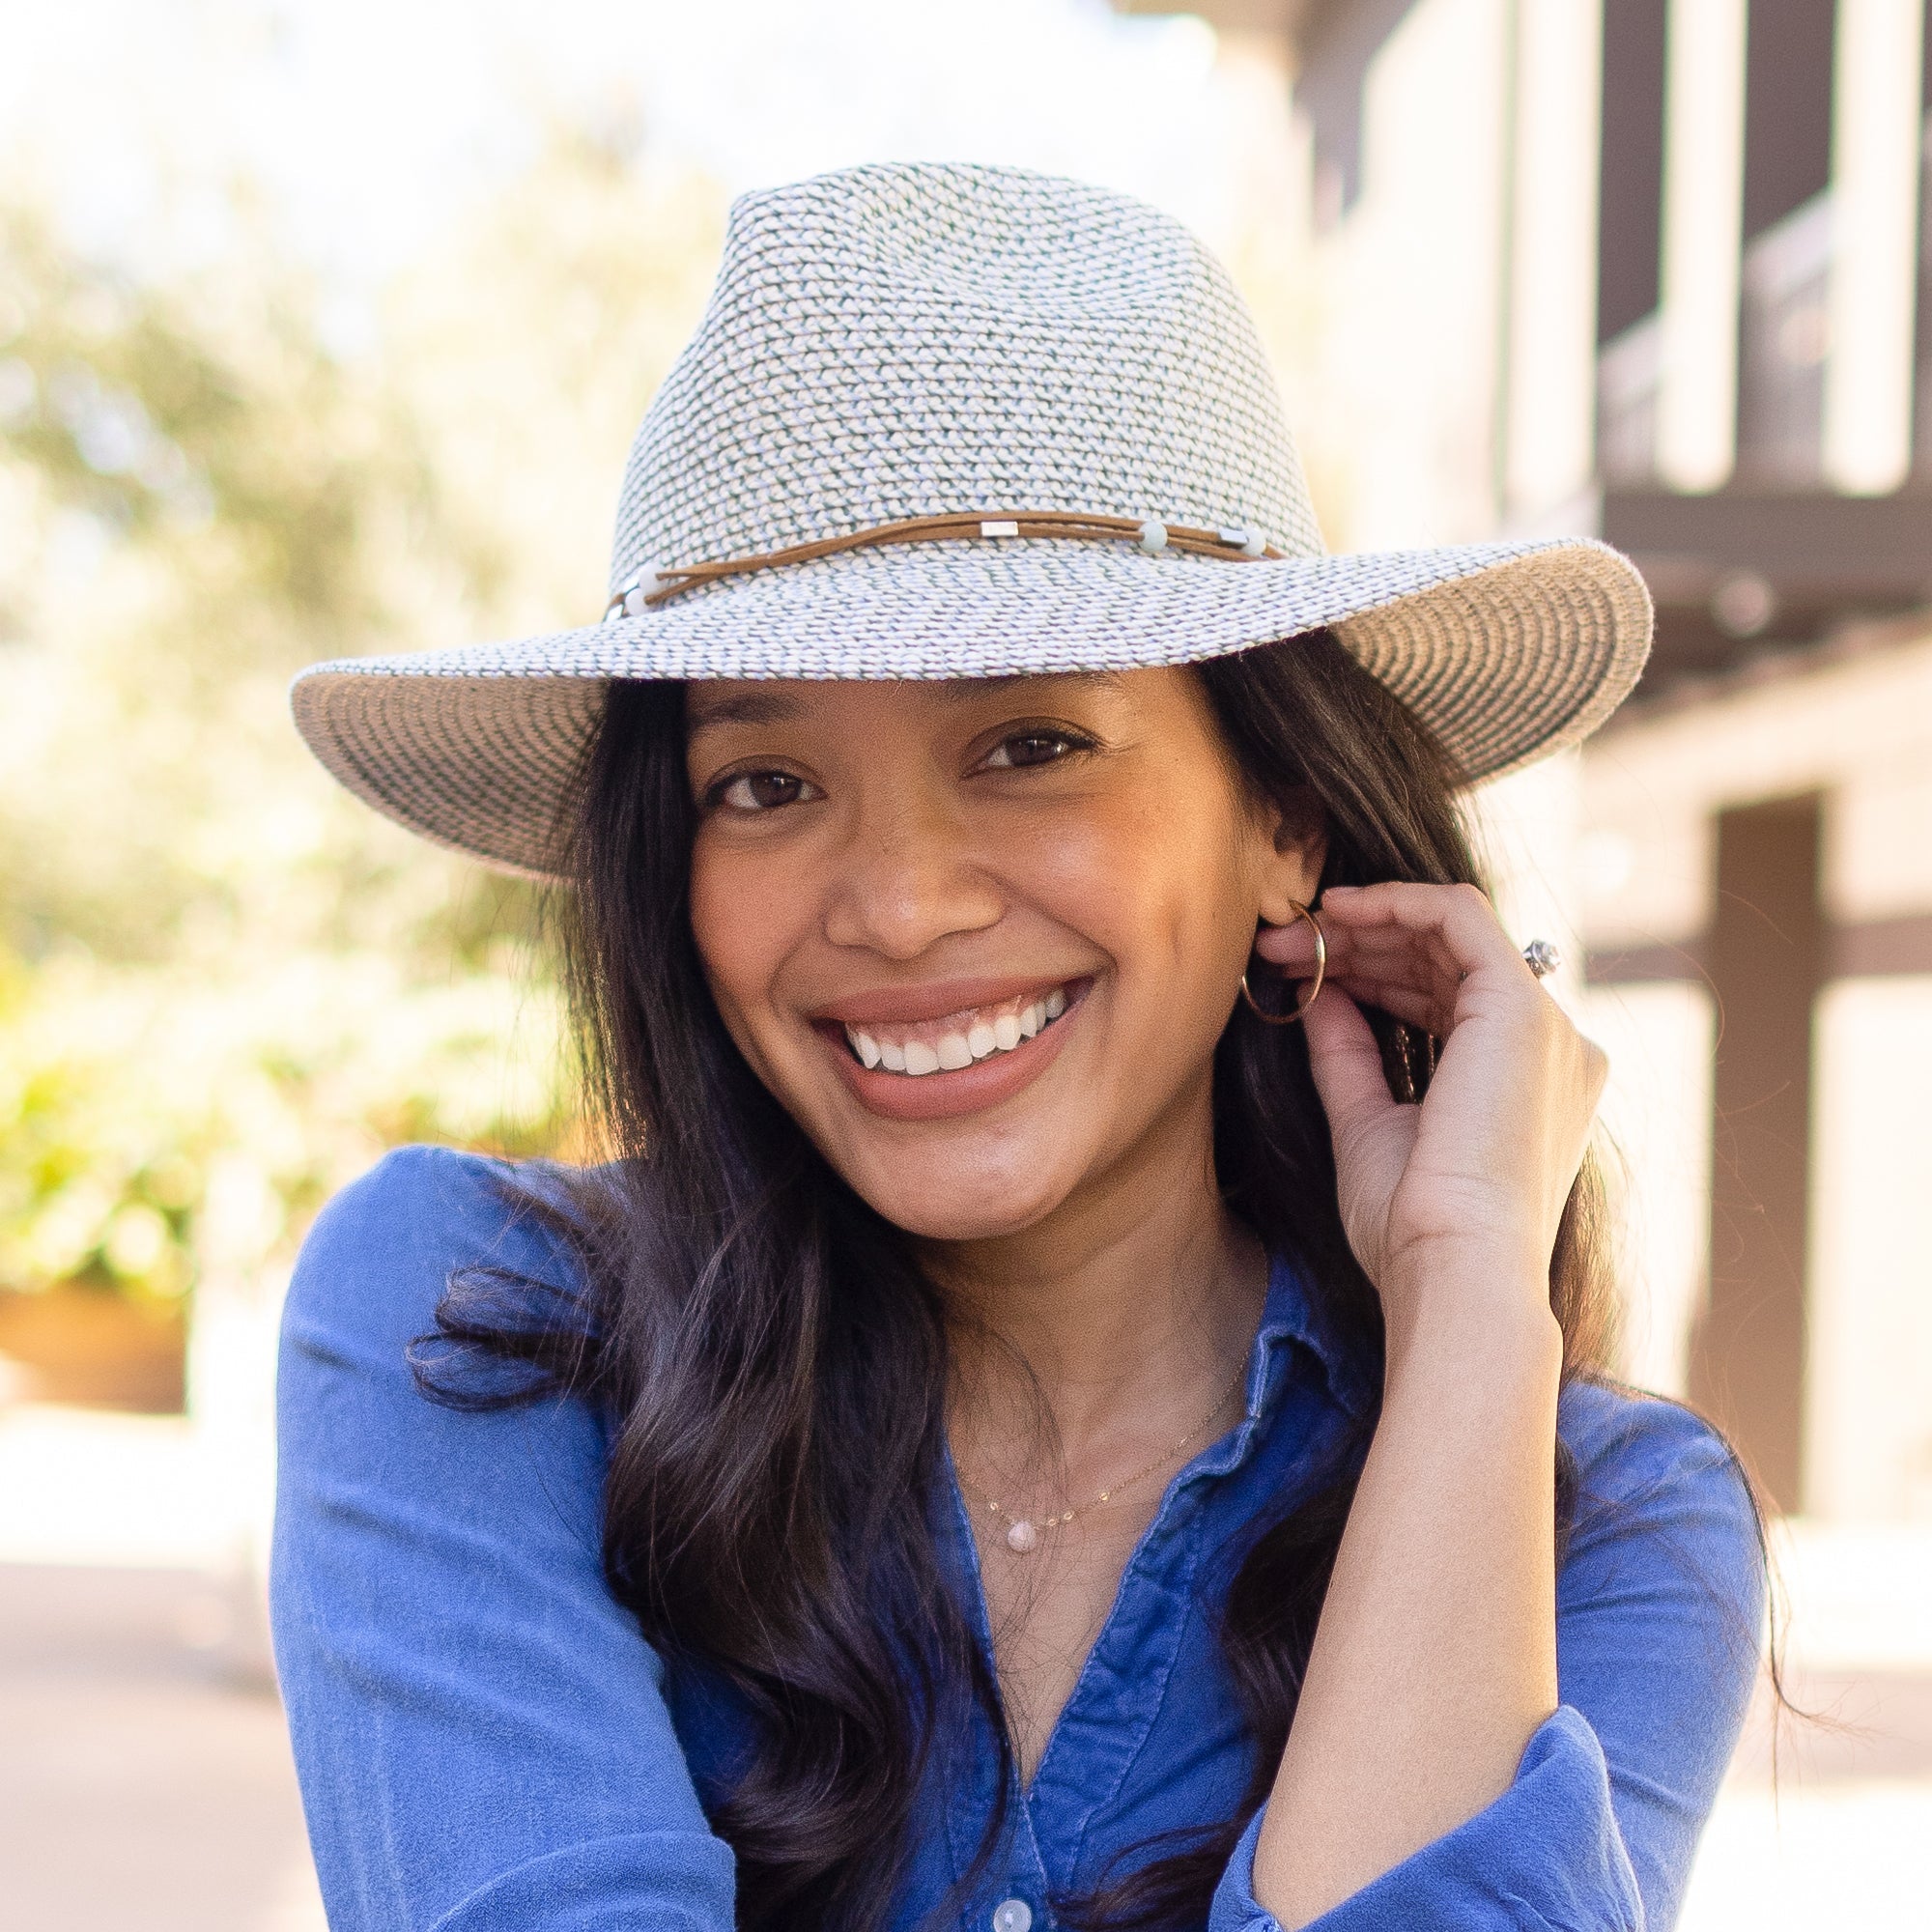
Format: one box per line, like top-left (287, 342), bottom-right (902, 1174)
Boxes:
top-left (1209, 1384), bottom-right (1762, 1932)
top-left (1247, 882), bottom-right (1615, 1928)
top-left (1255, 1264), bottom-right (1563, 1923)
top-left (271, 1146), bottom-right (736, 1932)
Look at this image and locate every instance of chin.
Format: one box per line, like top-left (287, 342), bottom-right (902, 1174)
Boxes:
top-left (846, 1157), bottom-right (1072, 1244)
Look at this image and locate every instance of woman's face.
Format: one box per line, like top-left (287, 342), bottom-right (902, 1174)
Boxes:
top-left (684, 668), bottom-right (1322, 1243)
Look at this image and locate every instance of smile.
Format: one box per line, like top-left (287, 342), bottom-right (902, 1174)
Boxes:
top-left (842, 983), bottom-right (1074, 1076)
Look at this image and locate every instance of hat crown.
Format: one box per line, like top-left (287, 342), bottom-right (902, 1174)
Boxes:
top-left (611, 162), bottom-right (1322, 583)
top-left (294, 156), bottom-right (1648, 875)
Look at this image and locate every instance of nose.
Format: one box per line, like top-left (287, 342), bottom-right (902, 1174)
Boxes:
top-left (820, 786), bottom-right (1005, 960)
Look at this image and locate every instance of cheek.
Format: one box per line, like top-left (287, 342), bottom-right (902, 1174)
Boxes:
top-left (1152, 840), bottom-right (1260, 1041)
top-left (688, 834), bottom-right (806, 1037)
top-left (1050, 787), bottom-right (1257, 1027)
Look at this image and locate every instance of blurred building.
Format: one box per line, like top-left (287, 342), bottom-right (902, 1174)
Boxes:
top-left (1126, 0), bottom-right (1932, 1520)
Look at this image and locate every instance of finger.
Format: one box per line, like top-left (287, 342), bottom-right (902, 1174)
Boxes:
top-left (1320, 925), bottom-right (1461, 985)
top-left (1249, 954), bottom-right (1453, 1035)
top-left (1258, 931), bottom-right (1462, 1033)
top-left (1252, 915), bottom-right (1323, 971)
top-left (1318, 881), bottom-right (1531, 988)
top-left (1323, 914), bottom-right (1482, 998)
top-left (1301, 984), bottom-right (1410, 1139)
top-left (1331, 920), bottom-right (1468, 984)
top-left (1325, 968), bottom-right (1444, 1015)
top-left (1254, 916), bottom-right (1457, 997)
top-left (1261, 909), bottom-right (1470, 1009)
top-left (1318, 887), bottom-right (1550, 1040)
top-left (1325, 975), bottom-right (1452, 1037)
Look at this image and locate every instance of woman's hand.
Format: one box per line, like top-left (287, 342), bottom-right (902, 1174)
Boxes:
top-left (1249, 880), bottom-right (1598, 1926)
top-left (1255, 881), bottom-right (1606, 1329)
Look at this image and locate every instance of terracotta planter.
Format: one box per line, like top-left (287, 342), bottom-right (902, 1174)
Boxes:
top-left (0, 1287), bottom-right (187, 1413)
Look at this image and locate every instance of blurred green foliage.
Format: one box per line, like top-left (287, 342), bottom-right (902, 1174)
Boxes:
top-left (0, 129), bottom-right (724, 1306)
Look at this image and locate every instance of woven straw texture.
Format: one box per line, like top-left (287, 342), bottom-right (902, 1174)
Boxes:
top-left (292, 161), bottom-right (1652, 878)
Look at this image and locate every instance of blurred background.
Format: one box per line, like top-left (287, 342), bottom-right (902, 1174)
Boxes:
top-left (2, 1), bottom-right (1929, 1925)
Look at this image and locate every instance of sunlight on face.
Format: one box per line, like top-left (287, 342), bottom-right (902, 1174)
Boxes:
top-left (684, 668), bottom-right (1321, 1243)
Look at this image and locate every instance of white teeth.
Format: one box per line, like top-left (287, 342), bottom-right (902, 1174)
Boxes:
top-left (847, 983), bottom-right (1072, 1074)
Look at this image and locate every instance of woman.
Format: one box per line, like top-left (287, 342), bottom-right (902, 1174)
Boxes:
top-left (277, 163), bottom-right (1763, 1932)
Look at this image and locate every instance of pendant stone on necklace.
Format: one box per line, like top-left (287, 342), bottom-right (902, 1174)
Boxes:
top-left (971, 1355), bottom-right (1245, 1559)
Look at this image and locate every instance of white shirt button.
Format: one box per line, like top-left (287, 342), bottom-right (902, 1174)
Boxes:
top-left (992, 1901), bottom-right (1034, 1932)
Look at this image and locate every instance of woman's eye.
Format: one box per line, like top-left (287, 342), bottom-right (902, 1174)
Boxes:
top-left (713, 770), bottom-right (817, 811)
top-left (983, 731), bottom-right (1085, 770)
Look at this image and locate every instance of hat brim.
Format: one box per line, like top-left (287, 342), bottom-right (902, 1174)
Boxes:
top-left (291, 536), bottom-right (1651, 878)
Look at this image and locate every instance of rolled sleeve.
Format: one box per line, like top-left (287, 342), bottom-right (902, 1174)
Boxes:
top-left (1208, 1707), bottom-right (1642, 1932)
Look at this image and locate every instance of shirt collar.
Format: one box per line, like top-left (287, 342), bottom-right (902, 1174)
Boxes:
top-left (1181, 1251), bottom-right (1376, 1487)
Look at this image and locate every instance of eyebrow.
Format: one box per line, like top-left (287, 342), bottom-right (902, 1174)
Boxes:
top-left (683, 669), bottom-right (1127, 734)
top-left (932, 670), bottom-right (1127, 703)
top-left (684, 690), bottom-right (806, 732)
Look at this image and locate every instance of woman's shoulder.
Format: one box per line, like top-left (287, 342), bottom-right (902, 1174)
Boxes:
top-left (1553, 1377), bottom-right (1765, 1602)
top-left (1557, 1377), bottom-right (1748, 1502)
top-left (287, 1144), bottom-right (590, 1355)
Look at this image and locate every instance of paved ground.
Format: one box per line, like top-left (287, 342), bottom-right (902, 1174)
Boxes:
top-left (0, 1562), bottom-right (324, 1931)
top-left (1685, 1663), bottom-right (1932, 1930)
top-left (2, 1402), bottom-right (1929, 1930)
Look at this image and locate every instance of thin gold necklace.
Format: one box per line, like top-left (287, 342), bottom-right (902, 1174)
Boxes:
top-left (958, 1359), bottom-right (1249, 1554)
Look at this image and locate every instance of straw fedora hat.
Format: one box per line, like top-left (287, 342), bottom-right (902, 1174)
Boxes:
top-left (292, 161), bottom-right (1650, 878)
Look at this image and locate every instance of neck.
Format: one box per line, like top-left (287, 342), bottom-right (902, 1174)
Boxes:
top-left (926, 1078), bottom-right (1264, 1464)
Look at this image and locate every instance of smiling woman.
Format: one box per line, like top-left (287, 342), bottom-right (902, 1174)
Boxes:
top-left (272, 163), bottom-right (1764, 1932)
top-left (683, 670), bottom-right (1287, 1187)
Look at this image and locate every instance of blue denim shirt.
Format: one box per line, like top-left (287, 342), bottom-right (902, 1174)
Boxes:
top-left (272, 1147), bottom-right (1763, 1931)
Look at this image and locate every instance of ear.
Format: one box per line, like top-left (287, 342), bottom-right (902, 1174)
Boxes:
top-left (1254, 786), bottom-right (1327, 927)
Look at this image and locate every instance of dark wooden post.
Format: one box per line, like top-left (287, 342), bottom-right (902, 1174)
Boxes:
top-left (1690, 793), bottom-right (1826, 1511)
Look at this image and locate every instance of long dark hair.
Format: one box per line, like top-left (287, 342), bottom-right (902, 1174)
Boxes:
top-left (418, 632), bottom-right (1622, 1930)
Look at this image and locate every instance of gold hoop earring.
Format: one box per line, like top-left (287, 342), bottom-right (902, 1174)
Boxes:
top-left (1239, 899), bottom-right (1326, 1026)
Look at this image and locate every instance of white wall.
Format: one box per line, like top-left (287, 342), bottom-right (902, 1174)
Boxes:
top-left (1656, 0), bottom-right (1747, 489)
top-left (1806, 980), bottom-right (1932, 1519)
top-left (1578, 980), bottom-right (1715, 1396)
top-left (1582, 629), bottom-right (1932, 923)
top-left (1297, 0), bottom-right (1513, 549)
top-left (1502, 0), bottom-right (1604, 520)
top-left (1825, 0), bottom-right (1926, 494)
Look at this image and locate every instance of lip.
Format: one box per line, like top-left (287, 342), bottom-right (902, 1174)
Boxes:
top-left (813, 976), bottom-right (1073, 1030)
top-left (818, 978), bottom-right (1093, 1122)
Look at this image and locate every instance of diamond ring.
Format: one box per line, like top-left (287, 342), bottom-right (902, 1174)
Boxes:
top-left (1520, 939), bottom-right (1562, 980)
